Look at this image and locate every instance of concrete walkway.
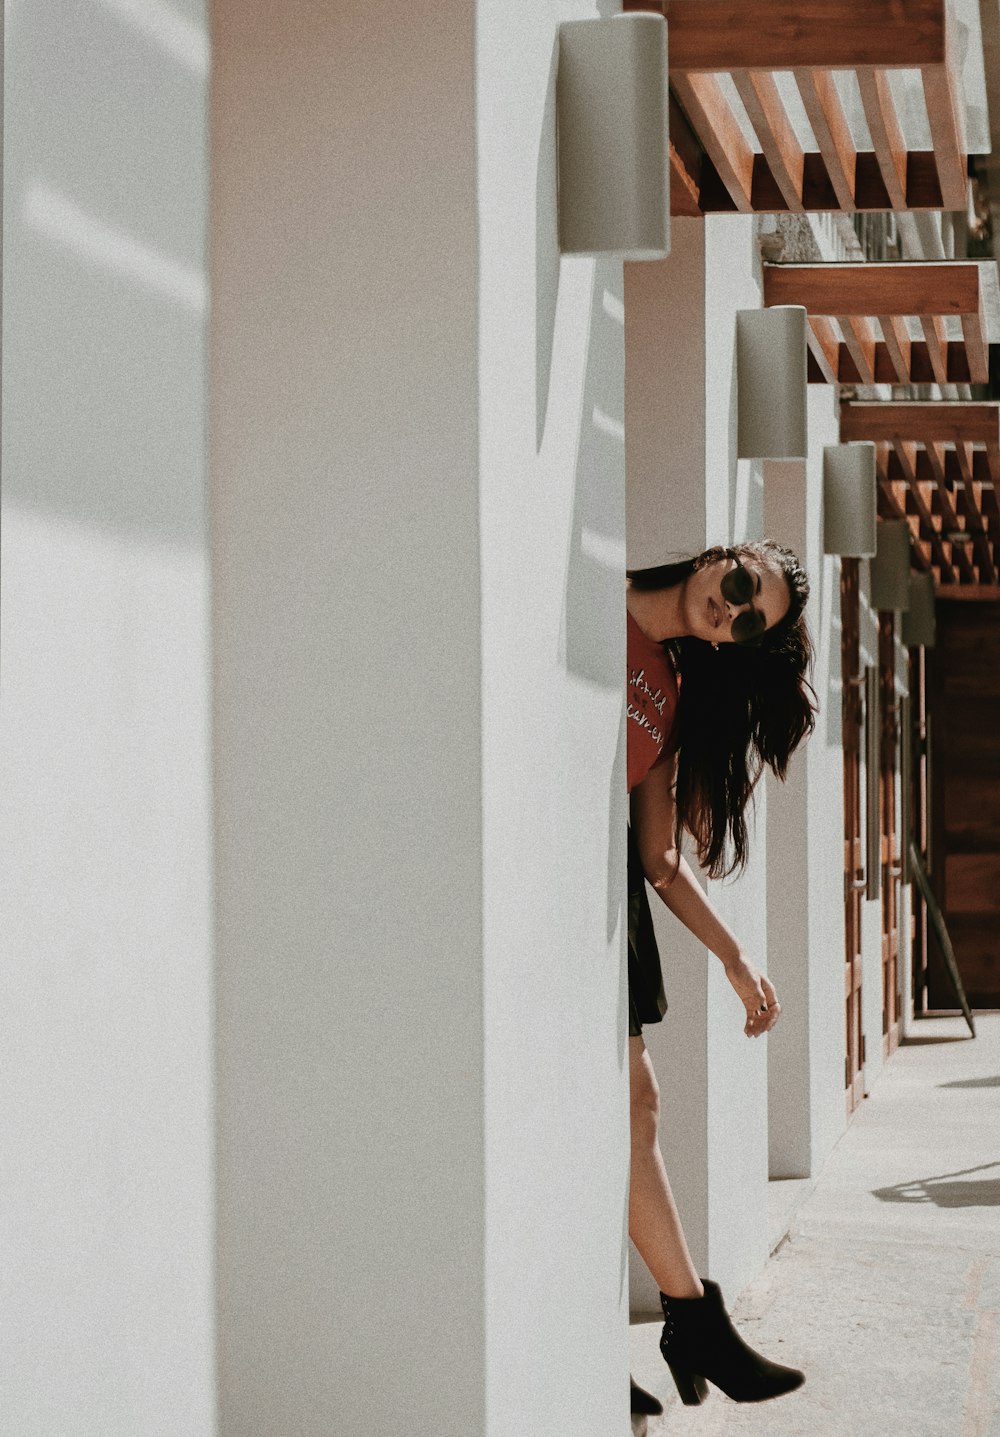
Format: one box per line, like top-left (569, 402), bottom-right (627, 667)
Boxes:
top-left (629, 1012), bottom-right (1000, 1437)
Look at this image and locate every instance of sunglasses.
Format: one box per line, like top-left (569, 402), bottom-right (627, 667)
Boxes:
top-left (720, 552), bottom-right (767, 647)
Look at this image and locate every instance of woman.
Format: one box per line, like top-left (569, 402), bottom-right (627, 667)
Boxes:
top-left (625, 541), bottom-right (816, 1415)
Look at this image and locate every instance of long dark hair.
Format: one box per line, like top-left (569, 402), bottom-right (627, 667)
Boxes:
top-left (628, 542), bottom-right (816, 878)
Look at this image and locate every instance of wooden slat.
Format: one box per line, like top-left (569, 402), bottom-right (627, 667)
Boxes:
top-left (937, 584), bottom-right (1000, 599)
top-left (807, 315), bottom-right (840, 384)
top-left (986, 441), bottom-right (1000, 485)
top-left (877, 315), bottom-right (912, 384)
top-left (665, 1), bottom-right (949, 73)
top-left (671, 73), bottom-right (754, 213)
top-left (667, 92), bottom-right (703, 218)
top-left (924, 440), bottom-right (946, 488)
top-left (886, 452), bottom-right (953, 577)
top-left (892, 438), bottom-right (918, 486)
top-left (921, 60), bottom-right (968, 210)
top-left (946, 450), bottom-right (997, 583)
top-left (921, 314), bottom-right (950, 387)
top-left (794, 69), bottom-right (856, 210)
top-left (731, 70), bottom-right (805, 212)
top-left (764, 262), bottom-right (982, 319)
top-left (840, 401), bottom-right (1000, 447)
top-left (961, 310), bottom-right (989, 385)
top-left (839, 316), bottom-right (877, 384)
top-left (857, 68), bottom-right (908, 209)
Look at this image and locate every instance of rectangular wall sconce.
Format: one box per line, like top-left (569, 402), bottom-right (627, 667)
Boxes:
top-left (822, 443), bottom-right (877, 557)
top-left (901, 571), bottom-right (936, 648)
top-left (869, 519), bottom-right (912, 611)
top-left (736, 307), bottom-right (808, 460)
top-left (557, 14), bottom-right (670, 259)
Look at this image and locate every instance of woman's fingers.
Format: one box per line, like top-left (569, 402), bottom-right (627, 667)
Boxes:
top-left (744, 978), bottom-right (781, 1037)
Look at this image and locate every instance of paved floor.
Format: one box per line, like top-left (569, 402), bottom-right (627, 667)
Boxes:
top-left (629, 1012), bottom-right (1000, 1437)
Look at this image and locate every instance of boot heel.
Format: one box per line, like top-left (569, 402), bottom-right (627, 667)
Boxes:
top-left (666, 1362), bottom-right (708, 1406)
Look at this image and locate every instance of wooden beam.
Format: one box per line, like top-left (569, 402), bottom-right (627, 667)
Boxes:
top-left (924, 441), bottom-right (946, 489)
top-left (807, 315), bottom-right (840, 384)
top-left (892, 438), bottom-right (918, 486)
top-left (840, 402), bottom-right (1000, 447)
top-left (665, 1), bottom-right (948, 73)
top-left (857, 68), bottom-right (908, 209)
top-left (946, 448), bottom-right (996, 582)
top-left (671, 73), bottom-right (754, 212)
top-left (878, 315), bottom-right (912, 384)
top-left (794, 69), bottom-right (855, 210)
top-left (961, 310), bottom-right (990, 385)
top-left (887, 452), bottom-right (953, 578)
top-left (838, 315), bottom-right (877, 384)
top-left (921, 60), bottom-right (968, 211)
top-left (731, 70), bottom-right (805, 211)
top-left (920, 314), bottom-right (950, 387)
top-left (764, 262), bottom-right (982, 318)
top-left (667, 92), bottom-right (703, 218)
top-left (937, 585), bottom-right (1000, 599)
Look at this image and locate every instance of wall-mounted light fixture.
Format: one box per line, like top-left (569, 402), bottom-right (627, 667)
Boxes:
top-left (901, 570), bottom-right (936, 647)
top-left (557, 14), bottom-right (670, 259)
top-left (822, 442), bottom-right (877, 557)
top-left (869, 519), bottom-right (912, 611)
top-left (736, 306), bottom-right (808, 460)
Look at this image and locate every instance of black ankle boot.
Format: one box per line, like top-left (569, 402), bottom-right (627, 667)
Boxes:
top-left (629, 1375), bottom-right (663, 1415)
top-left (659, 1280), bottom-right (804, 1405)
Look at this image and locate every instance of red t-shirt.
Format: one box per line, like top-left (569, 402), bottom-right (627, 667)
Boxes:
top-left (627, 610), bottom-right (679, 792)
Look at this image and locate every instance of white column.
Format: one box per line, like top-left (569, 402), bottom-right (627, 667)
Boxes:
top-left (212, 4), bottom-right (629, 1434)
top-left (1, 4), bottom-right (215, 1432)
top-left (764, 387), bottom-right (849, 1181)
top-left (624, 216), bottom-right (772, 1311)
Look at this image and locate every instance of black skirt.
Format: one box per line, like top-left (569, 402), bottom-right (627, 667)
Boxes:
top-left (627, 824), bottom-right (668, 1037)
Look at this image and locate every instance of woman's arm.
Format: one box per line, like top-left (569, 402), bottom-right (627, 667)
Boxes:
top-left (631, 752), bottom-right (779, 1037)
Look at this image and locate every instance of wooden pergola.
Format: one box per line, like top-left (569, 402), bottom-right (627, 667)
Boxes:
top-left (624, 0), bottom-right (968, 215)
top-left (841, 401), bottom-right (1000, 597)
top-left (762, 261), bottom-right (999, 388)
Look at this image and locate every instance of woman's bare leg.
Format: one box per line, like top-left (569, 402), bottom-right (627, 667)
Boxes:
top-left (628, 1034), bottom-right (704, 1299)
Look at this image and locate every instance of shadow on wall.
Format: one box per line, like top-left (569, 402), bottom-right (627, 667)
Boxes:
top-left (5, 0), bottom-right (208, 549)
top-left (872, 1159), bottom-right (1000, 1208)
top-left (535, 34), bottom-right (558, 452)
top-left (560, 257), bottom-right (629, 1032)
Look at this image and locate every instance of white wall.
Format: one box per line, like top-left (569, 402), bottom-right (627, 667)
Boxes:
top-left (1, 4), bottom-right (215, 1434)
top-left (858, 564), bottom-right (887, 1092)
top-left (477, 3), bottom-right (631, 1430)
top-left (624, 215), bottom-right (772, 1312)
top-left (765, 389), bottom-right (848, 1182)
top-left (212, 3), bottom-right (630, 1434)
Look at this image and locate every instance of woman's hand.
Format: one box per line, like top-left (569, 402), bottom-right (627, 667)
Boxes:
top-left (723, 954), bottom-right (781, 1037)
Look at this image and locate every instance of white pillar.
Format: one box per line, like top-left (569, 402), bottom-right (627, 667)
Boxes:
top-left (1, 4), bottom-right (215, 1431)
top-left (764, 388), bottom-right (849, 1181)
top-left (212, 4), bottom-right (629, 1433)
top-left (624, 216), bottom-right (772, 1311)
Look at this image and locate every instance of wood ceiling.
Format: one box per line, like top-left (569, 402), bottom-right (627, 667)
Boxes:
top-left (624, 0), bottom-right (967, 216)
top-left (763, 261), bottom-right (996, 387)
top-left (841, 402), bottom-right (1000, 598)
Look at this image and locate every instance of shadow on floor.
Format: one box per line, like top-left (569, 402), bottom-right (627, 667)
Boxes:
top-left (873, 1159), bottom-right (1000, 1208)
top-left (902, 1034), bottom-right (974, 1045)
top-left (939, 1074), bottom-right (1000, 1088)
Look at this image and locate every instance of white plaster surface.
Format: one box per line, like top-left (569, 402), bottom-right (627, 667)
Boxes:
top-left (765, 386), bottom-right (848, 1186)
top-left (1, 4), bottom-right (215, 1432)
top-left (625, 215), bottom-right (773, 1315)
top-left (478, 2), bottom-right (632, 1431)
